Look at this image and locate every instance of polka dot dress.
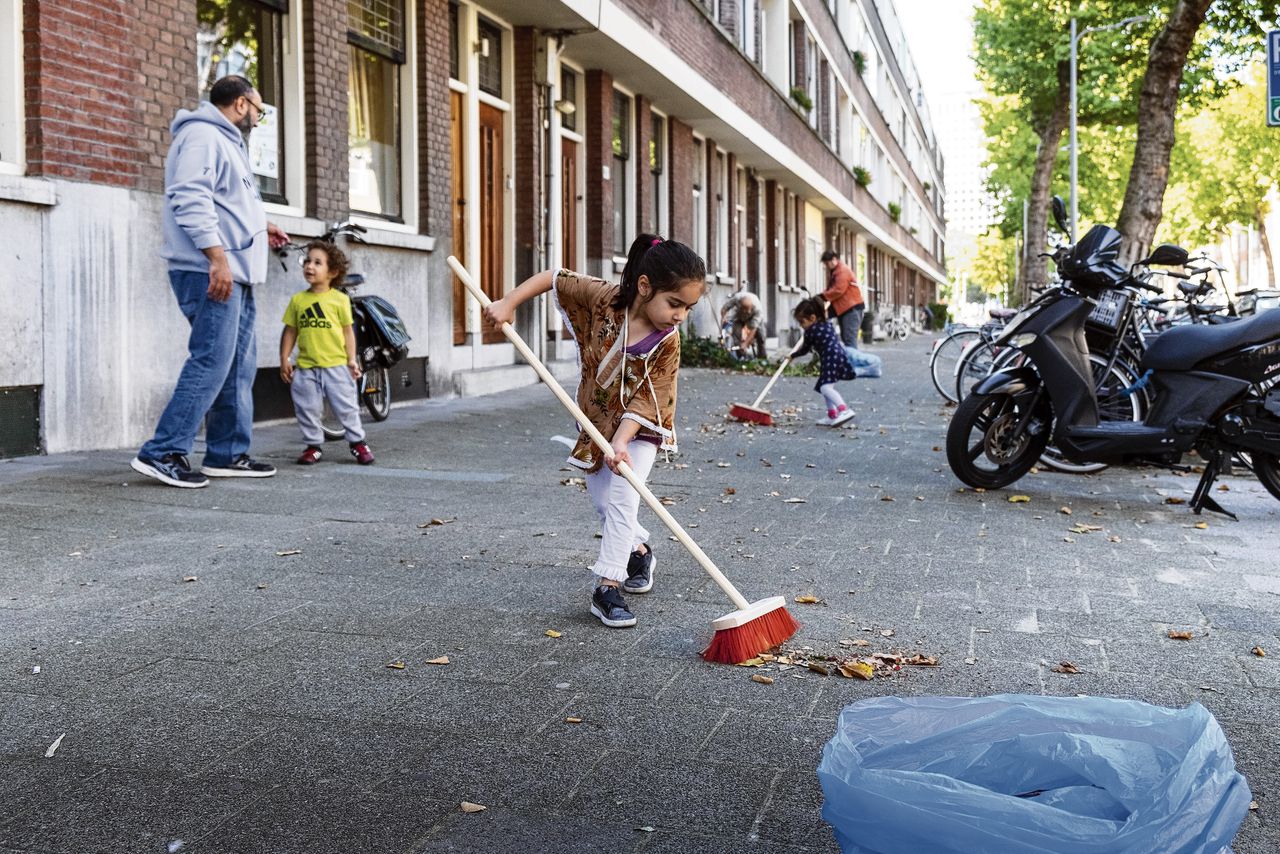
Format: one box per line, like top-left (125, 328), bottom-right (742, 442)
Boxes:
top-left (800, 320), bottom-right (856, 391)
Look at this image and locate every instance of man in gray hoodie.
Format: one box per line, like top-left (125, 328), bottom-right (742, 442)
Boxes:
top-left (132, 75), bottom-right (289, 488)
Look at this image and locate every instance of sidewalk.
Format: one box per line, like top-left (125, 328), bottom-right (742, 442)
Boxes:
top-left (1, 336), bottom-right (1276, 853)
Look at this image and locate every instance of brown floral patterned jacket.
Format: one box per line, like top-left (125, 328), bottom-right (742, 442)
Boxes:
top-left (554, 269), bottom-right (680, 473)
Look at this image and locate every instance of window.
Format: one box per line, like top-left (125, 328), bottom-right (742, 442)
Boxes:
top-left (692, 137), bottom-right (707, 262)
top-left (611, 89), bottom-right (632, 256)
top-left (649, 113), bottom-right (665, 234)
top-left (348, 0), bottom-right (405, 219)
top-left (560, 67), bottom-right (577, 132)
top-left (476, 16), bottom-right (503, 98)
top-left (0, 0), bottom-right (21, 172)
top-left (740, 0), bottom-right (758, 63)
top-left (448, 2), bottom-right (459, 80)
top-left (714, 149), bottom-right (728, 274)
top-left (805, 33), bottom-right (818, 129)
top-left (197, 0), bottom-right (288, 202)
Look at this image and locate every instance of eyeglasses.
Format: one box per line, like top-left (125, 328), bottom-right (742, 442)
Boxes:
top-left (243, 96), bottom-right (265, 124)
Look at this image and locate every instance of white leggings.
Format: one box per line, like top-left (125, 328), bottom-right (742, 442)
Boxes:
top-left (819, 383), bottom-right (846, 412)
top-left (585, 439), bottom-right (658, 584)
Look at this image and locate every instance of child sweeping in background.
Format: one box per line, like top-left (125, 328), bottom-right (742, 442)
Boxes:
top-left (483, 235), bottom-right (705, 629)
top-left (794, 297), bottom-right (858, 427)
top-left (280, 241), bottom-right (375, 465)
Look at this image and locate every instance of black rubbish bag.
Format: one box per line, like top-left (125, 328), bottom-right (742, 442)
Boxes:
top-left (353, 295), bottom-right (412, 367)
top-left (817, 694), bottom-right (1251, 854)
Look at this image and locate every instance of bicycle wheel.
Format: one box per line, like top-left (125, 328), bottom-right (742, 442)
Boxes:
top-left (954, 339), bottom-right (1000, 402)
top-left (930, 329), bottom-right (980, 403)
top-left (1038, 355), bottom-right (1144, 474)
top-left (362, 364), bottom-right (392, 421)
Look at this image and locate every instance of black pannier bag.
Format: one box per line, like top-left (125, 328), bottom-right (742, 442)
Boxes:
top-left (352, 295), bottom-right (412, 367)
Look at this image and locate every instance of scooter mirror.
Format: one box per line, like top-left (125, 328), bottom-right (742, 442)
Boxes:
top-left (1050, 196), bottom-right (1068, 235)
top-left (1140, 243), bottom-right (1189, 267)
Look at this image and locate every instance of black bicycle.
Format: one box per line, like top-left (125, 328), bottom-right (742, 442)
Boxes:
top-left (277, 221), bottom-right (411, 439)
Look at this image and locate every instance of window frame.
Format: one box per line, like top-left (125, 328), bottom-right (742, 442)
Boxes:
top-left (0, 0), bottom-right (23, 175)
top-left (347, 0), bottom-right (419, 231)
top-left (692, 135), bottom-right (708, 266)
top-left (649, 109), bottom-right (667, 237)
top-left (714, 147), bottom-right (729, 277)
top-left (610, 87), bottom-right (635, 260)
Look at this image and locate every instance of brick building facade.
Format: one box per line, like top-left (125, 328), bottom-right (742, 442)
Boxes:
top-left (0, 0), bottom-right (945, 456)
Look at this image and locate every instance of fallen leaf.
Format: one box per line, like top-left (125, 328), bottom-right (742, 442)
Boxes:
top-left (964, 657), bottom-right (977, 665)
top-left (256, 583), bottom-right (269, 590)
top-left (915, 496), bottom-right (925, 501)
top-left (931, 446), bottom-right (941, 452)
top-left (1193, 521), bottom-right (1208, 529)
top-left (275, 549), bottom-right (302, 557)
top-left (794, 594), bottom-right (821, 604)
top-left (808, 662), bottom-right (829, 676)
top-left (544, 630), bottom-right (562, 638)
top-left (564, 716), bottom-right (583, 724)
top-left (1107, 536), bottom-right (1121, 543)
top-left (879, 629), bottom-right (895, 638)
top-left (183, 575), bottom-right (198, 583)
top-left (1250, 801), bottom-right (1259, 811)
top-left (44, 732), bottom-right (66, 758)
top-left (1063, 537), bottom-right (1075, 543)
top-left (1252, 646), bottom-right (1266, 658)
top-left (1059, 506), bottom-right (1073, 515)
top-left (838, 661), bottom-right (875, 680)
top-left (1051, 661), bottom-right (1080, 674)
top-left (751, 674), bottom-right (774, 684)
top-left (1008, 495), bottom-right (1031, 503)
top-left (636, 826), bottom-right (656, 833)
top-left (1167, 630), bottom-right (1194, 640)
top-left (851, 638), bottom-right (871, 647)
top-left (1219, 484), bottom-right (1230, 492)
top-left (460, 802), bottom-right (486, 813)
top-left (881, 496), bottom-right (896, 502)
top-left (717, 462), bottom-right (731, 468)
top-left (723, 487), bottom-right (736, 495)
top-left (386, 661), bottom-right (406, 670)
top-left (783, 497), bottom-right (807, 504)
top-left (902, 654), bottom-right (939, 666)
top-left (974, 487), bottom-right (986, 493)
top-left (1165, 497), bottom-right (1186, 505)
top-left (426, 656), bottom-right (451, 665)
top-left (658, 496), bottom-right (676, 506)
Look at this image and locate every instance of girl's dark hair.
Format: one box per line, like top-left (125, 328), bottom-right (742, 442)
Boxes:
top-left (794, 297), bottom-right (826, 322)
top-left (612, 233), bottom-right (707, 311)
top-left (304, 240), bottom-right (350, 286)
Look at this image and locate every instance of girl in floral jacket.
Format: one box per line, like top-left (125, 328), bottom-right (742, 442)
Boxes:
top-left (483, 234), bottom-right (706, 628)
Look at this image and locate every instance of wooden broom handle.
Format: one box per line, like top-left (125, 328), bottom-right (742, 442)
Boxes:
top-left (448, 256), bottom-right (750, 611)
top-left (747, 341), bottom-right (805, 409)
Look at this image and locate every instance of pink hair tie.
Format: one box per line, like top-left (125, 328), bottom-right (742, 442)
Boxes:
top-left (651, 237), bottom-right (662, 246)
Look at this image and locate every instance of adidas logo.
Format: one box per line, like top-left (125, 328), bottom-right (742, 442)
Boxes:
top-left (299, 303), bottom-right (333, 329)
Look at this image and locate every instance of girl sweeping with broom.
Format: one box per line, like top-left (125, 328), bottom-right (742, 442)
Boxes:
top-left (483, 234), bottom-right (705, 629)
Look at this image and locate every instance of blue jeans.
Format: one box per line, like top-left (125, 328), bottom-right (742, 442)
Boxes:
top-left (837, 306), bottom-right (864, 349)
top-left (139, 270), bottom-right (257, 466)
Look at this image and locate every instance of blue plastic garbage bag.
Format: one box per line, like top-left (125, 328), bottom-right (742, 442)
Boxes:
top-left (817, 694), bottom-right (1251, 854)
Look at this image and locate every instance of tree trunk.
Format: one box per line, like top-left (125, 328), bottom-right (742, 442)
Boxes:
top-left (1019, 60), bottom-right (1071, 303)
top-left (1258, 207), bottom-right (1276, 288)
top-left (1115, 0), bottom-right (1213, 266)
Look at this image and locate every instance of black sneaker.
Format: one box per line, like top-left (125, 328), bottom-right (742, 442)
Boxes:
top-left (590, 585), bottom-right (637, 628)
top-left (622, 546), bottom-right (655, 594)
top-left (201, 454), bottom-right (277, 478)
top-left (130, 454), bottom-right (209, 489)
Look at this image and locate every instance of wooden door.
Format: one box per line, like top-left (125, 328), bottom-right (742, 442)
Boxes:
top-left (451, 91), bottom-right (467, 345)
top-left (561, 139), bottom-right (578, 272)
top-left (479, 102), bottom-right (505, 344)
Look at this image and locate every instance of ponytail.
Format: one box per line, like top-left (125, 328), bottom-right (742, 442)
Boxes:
top-left (794, 297), bottom-right (826, 323)
top-left (613, 233), bottom-right (707, 311)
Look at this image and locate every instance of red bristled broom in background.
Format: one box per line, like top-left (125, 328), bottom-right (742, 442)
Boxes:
top-left (447, 256), bottom-right (799, 663)
top-left (728, 341), bottom-right (804, 427)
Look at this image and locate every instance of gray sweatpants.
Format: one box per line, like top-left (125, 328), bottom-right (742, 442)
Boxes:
top-left (291, 365), bottom-right (366, 445)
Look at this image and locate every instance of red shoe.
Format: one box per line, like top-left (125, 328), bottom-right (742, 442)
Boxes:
top-left (350, 441), bottom-right (375, 465)
top-left (296, 446), bottom-right (322, 465)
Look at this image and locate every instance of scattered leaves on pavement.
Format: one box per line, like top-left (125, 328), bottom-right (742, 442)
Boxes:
top-left (426, 656), bottom-right (451, 665)
top-left (564, 716), bottom-right (583, 724)
top-left (751, 674), bottom-right (774, 685)
top-left (838, 661), bottom-right (875, 680)
top-left (1008, 495), bottom-right (1031, 504)
top-left (1165, 497), bottom-right (1186, 505)
top-left (879, 629), bottom-right (895, 638)
top-left (794, 594), bottom-right (822, 604)
top-left (275, 549), bottom-right (301, 557)
top-left (386, 661), bottom-right (406, 670)
top-left (1167, 630), bottom-right (1195, 640)
top-left (44, 733), bottom-right (65, 758)
top-left (1252, 646), bottom-right (1266, 658)
top-left (783, 497), bottom-right (807, 504)
top-left (418, 518), bottom-right (456, 528)
top-left (183, 575), bottom-right (198, 583)
top-left (544, 630), bottom-right (562, 638)
top-left (460, 802), bottom-right (487, 813)
top-left (1059, 506), bottom-right (1072, 515)
top-left (1051, 661), bottom-right (1080, 674)
top-left (1193, 521), bottom-right (1208, 529)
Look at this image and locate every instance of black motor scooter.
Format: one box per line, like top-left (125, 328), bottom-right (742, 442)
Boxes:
top-left (946, 199), bottom-right (1280, 518)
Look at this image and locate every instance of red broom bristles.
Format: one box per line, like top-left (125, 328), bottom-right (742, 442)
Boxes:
top-left (728, 403), bottom-right (774, 426)
top-left (701, 605), bottom-right (801, 664)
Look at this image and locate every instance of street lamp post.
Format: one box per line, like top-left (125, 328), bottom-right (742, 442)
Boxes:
top-left (1069, 14), bottom-right (1149, 242)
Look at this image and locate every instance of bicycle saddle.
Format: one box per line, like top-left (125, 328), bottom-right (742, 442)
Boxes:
top-left (1142, 307), bottom-right (1280, 371)
top-left (989, 308), bottom-right (1018, 321)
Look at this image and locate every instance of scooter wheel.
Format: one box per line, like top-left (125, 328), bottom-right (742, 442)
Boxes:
top-left (946, 391), bottom-right (1050, 489)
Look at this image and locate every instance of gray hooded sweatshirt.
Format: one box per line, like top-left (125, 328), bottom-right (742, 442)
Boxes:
top-left (161, 101), bottom-right (268, 285)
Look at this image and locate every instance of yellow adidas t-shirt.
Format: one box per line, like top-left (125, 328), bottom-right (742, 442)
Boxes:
top-left (283, 288), bottom-right (355, 369)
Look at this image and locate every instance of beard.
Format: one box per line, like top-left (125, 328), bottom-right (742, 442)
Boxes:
top-left (235, 114), bottom-right (255, 138)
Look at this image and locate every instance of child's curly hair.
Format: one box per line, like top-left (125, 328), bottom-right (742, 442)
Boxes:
top-left (304, 240), bottom-right (350, 287)
top-left (793, 297), bottom-right (826, 323)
